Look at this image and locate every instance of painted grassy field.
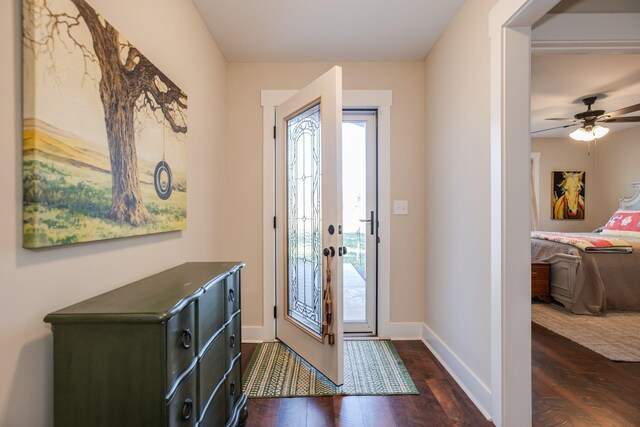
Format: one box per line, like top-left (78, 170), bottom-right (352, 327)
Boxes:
top-left (23, 120), bottom-right (187, 248)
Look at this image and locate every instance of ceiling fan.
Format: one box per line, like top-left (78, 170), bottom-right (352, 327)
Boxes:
top-left (532, 96), bottom-right (640, 141)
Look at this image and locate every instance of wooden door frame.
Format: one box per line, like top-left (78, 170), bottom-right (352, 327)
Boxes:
top-left (488, 0), bottom-right (561, 424)
top-left (259, 90), bottom-right (392, 343)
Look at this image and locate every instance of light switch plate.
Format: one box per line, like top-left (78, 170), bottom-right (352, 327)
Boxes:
top-left (393, 200), bottom-right (409, 215)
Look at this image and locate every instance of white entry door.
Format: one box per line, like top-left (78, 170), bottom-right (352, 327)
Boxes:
top-left (275, 66), bottom-right (344, 386)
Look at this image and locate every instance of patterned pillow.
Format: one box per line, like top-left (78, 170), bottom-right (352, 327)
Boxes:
top-left (601, 210), bottom-right (640, 238)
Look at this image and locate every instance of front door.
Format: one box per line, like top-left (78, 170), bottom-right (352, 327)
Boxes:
top-left (275, 66), bottom-right (344, 386)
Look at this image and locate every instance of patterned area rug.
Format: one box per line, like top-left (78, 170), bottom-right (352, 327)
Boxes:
top-left (243, 340), bottom-right (419, 397)
top-left (532, 303), bottom-right (640, 362)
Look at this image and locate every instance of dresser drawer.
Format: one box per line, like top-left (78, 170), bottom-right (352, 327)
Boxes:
top-left (167, 365), bottom-right (197, 427)
top-left (167, 301), bottom-right (196, 391)
top-left (532, 280), bottom-right (549, 294)
top-left (225, 273), bottom-right (240, 319)
top-left (197, 330), bottom-right (226, 418)
top-left (225, 358), bottom-right (242, 420)
top-left (531, 269), bottom-right (549, 281)
top-left (198, 382), bottom-right (225, 427)
top-left (226, 312), bottom-right (241, 367)
top-left (198, 279), bottom-right (225, 349)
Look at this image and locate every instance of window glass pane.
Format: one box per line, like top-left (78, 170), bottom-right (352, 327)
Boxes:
top-left (342, 121), bottom-right (367, 323)
top-left (286, 102), bottom-right (322, 335)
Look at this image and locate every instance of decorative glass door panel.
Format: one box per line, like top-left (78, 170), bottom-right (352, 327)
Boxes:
top-left (286, 102), bottom-right (322, 335)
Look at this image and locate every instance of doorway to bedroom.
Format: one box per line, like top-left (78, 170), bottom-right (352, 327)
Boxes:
top-left (527, 5), bottom-right (640, 424)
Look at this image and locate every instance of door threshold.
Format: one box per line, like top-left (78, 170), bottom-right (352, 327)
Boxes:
top-left (344, 333), bottom-right (379, 340)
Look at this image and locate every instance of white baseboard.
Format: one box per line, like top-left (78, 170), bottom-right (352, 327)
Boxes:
top-left (242, 321), bottom-right (424, 343)
top-left (380, 321), bottom-right (423, 340)
top-left (421, 323), bottom-right (493, 421)
top-left (242, 326), bottom-right (267, 343)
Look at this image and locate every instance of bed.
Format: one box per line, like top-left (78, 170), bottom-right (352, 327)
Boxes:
top-left (532, 182), bottom-right (640, 315)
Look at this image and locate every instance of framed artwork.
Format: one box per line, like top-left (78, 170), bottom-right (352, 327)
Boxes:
top-left (552, 171), bottom-right (585, 220)
top-left (23, 0), bottom-right (187, 248)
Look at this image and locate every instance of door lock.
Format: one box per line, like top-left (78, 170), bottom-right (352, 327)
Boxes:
top-left (323, 246), bottom-right (336, 257)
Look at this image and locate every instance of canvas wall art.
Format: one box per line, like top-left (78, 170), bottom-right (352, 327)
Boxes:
top-left (22, 0), bottom-right (187, 248)
top-left (552, 171), bottom-right (585, 220)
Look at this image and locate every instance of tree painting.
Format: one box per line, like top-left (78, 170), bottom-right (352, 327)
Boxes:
top-left (23, 0), bottom-right (187, 248)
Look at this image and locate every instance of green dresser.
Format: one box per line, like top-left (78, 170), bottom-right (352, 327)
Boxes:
top-left (44, 262), bottom-right (248, 427)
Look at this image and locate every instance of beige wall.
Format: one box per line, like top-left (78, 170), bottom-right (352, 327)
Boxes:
top-left (0, 0), bottom-right (228, 425)
top-left (226, 62), bottom-right (426, 326)
top-left (423, 0), bottom-right (497, 392)
top-left (532, 137), bottom-right (599, 231)
top-left (533, 126), bottom-right (640, 232)
top-left (593, 126), bottom-right (640, 222)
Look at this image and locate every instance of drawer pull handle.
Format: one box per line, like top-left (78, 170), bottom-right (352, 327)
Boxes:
top-left (180, 329), bottom-right (192, 349)
top-left (230, 334), bottom-right (236, 348)
top-left (230, 381), bottom-right (235, 396)
top-left (181, 398), bottom-right (193, 421)
top-left (228, 288), bottom-right (236, 302)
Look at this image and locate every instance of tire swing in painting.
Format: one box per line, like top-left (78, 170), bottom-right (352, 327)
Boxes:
top-left (154, 92), bottom-right (173, 200)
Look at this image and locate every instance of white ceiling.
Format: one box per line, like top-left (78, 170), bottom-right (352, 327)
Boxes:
top-left (191, 0), bottom-right (464, 62)
top-left (191, 0), bottom-right (639, 139)
top-left (532, 0), bottom-right (640, 138)
top-left (531, 54), bottom-right (640, 138)
top-left (549, 0), bottom-right (640, 14)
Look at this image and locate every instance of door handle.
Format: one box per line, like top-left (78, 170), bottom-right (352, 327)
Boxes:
top-left (359, 210), bottom-right (375, 235)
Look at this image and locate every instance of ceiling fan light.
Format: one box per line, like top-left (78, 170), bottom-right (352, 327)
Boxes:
top-left (592, 125), bottom-right (609, 139)
top-left (570, 127), bottom-right (593, 142)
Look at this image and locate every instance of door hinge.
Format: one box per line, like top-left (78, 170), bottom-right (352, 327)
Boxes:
top-left (273, 125), bottom-right (276, 139)
top-left (273, 216), bottom-right (277, 229)
top-left (273, 305), bottom-right (277, 318)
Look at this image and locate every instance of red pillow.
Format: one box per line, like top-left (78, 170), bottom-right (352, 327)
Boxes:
top-left (601, 210), bottom-right (640, 238)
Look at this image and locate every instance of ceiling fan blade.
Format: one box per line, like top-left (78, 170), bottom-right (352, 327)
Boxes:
top-left (545, 118), bottom-right (577, 122)
top-left (600, 116), bottom-right (640, 123)
top-left (605, 103), bottom-right (640, 119)
top-left (531, 123), bottom-right (579, 134)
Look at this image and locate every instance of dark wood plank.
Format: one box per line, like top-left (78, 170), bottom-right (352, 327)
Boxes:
top-left (306, 397), bottom-right (335, 427)
top-left (276, 397), bottom-right (308, 427)
top-left (333, 396), bottom-right (365, 427)
top-left (385, 395), bottom-right (424, 427)
top-left (395, 340), bottom-right (491, 426)
top-left (245, 398), bottom-right (281, 427)
top-left (359, 396), bottom-right (397, 427)
top-left (427, 378), bottom-right (478, 425)
top-left (411, 379), bottom-right (457, 426)
top-left (532, 371), bottom-right (602, 426)
top-left (532, 323), bottom-right (640, 426)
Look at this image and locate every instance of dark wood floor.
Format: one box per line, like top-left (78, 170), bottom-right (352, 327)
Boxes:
top-left (241, 326), bottom-right (640, 427)
top-left (532, 323), bottom-right (640, 427)
top-left (240, 340), bottom-right (492, 427)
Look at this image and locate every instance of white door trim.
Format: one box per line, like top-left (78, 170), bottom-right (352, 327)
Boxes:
top-left (489, 0), bottom-right (561, 425)
top-left (260, 89), bottom-right (392, 342)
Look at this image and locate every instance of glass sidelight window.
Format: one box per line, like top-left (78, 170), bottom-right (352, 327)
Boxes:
top-left (342, 110), bottom-right (377, 334)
